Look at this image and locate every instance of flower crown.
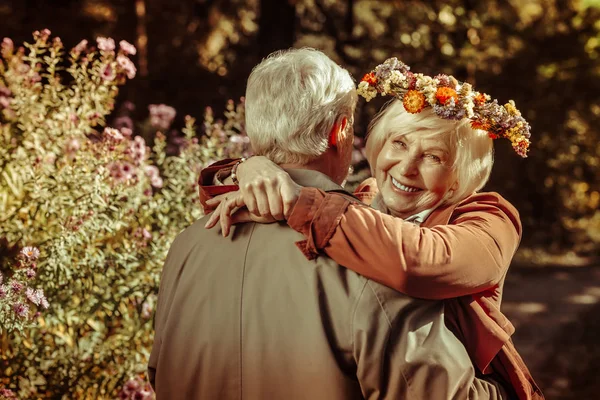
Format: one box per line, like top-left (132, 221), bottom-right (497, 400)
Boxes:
top-left (357, 58), bottom-right (531, 157)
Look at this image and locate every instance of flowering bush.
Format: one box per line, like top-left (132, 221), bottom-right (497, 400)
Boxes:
top-left (0, 31), bottom-right (251, 398)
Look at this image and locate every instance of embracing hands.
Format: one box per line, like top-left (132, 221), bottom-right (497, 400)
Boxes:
top-left (204, 156), bottom-right (302, 236)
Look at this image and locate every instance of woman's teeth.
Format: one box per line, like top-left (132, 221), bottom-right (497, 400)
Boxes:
top-left (392, 177), bottom-right (420, 193)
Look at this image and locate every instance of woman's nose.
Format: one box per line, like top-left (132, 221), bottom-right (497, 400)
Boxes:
top-left (398, 156), bottom-right (418, 176)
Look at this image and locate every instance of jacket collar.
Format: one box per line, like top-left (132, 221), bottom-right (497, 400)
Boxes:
top-left (285, 168), bottom-right (345, 192)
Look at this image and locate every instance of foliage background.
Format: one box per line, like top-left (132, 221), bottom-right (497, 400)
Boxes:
top-left (0, 0), bottom-right (599, 399)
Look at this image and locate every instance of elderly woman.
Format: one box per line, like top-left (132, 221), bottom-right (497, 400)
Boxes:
top-left (200, 58), bottom-right (543, 400)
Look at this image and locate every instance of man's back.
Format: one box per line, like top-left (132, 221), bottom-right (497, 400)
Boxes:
top-left (149, 170), bottom-right (506, 400)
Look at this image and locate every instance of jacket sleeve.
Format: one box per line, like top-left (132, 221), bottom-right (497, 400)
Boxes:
top-left (288, 188), bottom-right (522, 300)
top-left (197, 158), bottom-right (240, 213)
top-left (352, 282), bottom-right (509, 399)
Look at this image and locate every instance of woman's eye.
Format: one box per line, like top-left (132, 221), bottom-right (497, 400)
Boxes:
top-left (426, 154), bottom-right (441, 163)
top-left (393, 140), bottom-right (407, 148)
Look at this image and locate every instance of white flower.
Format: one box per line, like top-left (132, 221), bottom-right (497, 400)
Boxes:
top-left (357, 82), bottom-right (378, 102)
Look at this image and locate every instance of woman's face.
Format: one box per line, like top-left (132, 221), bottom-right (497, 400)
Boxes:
top-left (374, 130), bottom-right (458, 219)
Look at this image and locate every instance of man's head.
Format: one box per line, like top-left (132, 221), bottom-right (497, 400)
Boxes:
top-left (245, 48), bottom-right (357, 184)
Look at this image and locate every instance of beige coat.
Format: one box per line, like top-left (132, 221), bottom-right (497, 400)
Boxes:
top-left (149, 168), bottom-right (507, 399)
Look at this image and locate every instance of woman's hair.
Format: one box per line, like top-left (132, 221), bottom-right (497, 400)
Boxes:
top-left (365, 100), bottom-right (494, 204)
top-left (245, 48), bottom-right (357, 165)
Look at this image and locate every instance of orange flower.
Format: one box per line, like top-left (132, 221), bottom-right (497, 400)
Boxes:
top-left (471, 120), bottom-right (491, 132)
top-left (403, 90), bottom-right (427, 114)
top-left (474, 93), bottom-right (487, 105)
top-left (362, 72), bottom-right (377, 86)
top-left (435, 87), bottom-right (458, 105)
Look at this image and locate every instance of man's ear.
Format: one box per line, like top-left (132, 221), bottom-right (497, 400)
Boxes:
top-left (328, 116), bottom-right (348, 147)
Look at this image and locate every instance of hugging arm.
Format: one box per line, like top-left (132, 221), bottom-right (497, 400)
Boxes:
top-left (288, 188), bottom-right (522, 300)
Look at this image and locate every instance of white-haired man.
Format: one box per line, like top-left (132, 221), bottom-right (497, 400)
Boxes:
top-left (148, 48), bottom-right (507, 399)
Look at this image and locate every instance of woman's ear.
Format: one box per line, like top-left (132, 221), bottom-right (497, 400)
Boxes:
top-left (328, 116), bottom-right (348, 147)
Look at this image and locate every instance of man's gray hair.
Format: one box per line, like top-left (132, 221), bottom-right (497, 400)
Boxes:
top-left (245, 48), bottom-right (357, 164)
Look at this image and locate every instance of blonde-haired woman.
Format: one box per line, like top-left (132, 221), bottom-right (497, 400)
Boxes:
top-left (201, 58), bottom-right (543, 400)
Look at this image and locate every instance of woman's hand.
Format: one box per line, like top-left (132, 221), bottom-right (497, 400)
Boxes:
top-left (204, 191), bottom-right (277, 236)
top-left (214, 156), bottom-right (302, 220)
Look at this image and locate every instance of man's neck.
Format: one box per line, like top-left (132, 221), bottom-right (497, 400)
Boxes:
top-left (279, 153), bottom-right (343, 185)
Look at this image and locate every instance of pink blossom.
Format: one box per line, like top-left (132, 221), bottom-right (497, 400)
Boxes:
top-left (33, 29), bottom-right (51, 43)
top-left (119, 40), bottom-right (137, 56)
top-left (114, 116), bottom-right (134, 131)
top-left (144, 165), bottom-right (159, 179)
top-left (149, 104), bottom-right (176, 130)
top-left (52, 37), bottom-right (63, 49)
top-left (0, 388), bottom-right (16, 399)
top-left (130, 136), bottom-right (147, 162)
top-left (101, 63), bottom-right (116, 81)
top-left (10, 280), bottom-right (23, 293)
top-left (21, 246), bottom-right (40, 261)
top-left (26, 288), bottom-right (47, 307)
top-left (0, 96), bottom-right (9, 109)
top-left (151, 176), bottom-right (163, 189)
top-left (26, 268), bottom-right (36, 279)
top-left (72, 39), bottom-right (88, 55)
top-left (0, 284), bottom-right (6, 299)
top-left (104, 127), bottom-right (124, 142)
top-left (13, 302), bottom-right (29, 318)
top-left (1, 38), bottom-right (14, 57)
top-left (120, 127), bottom-right (133, 137)
top-left (0, 86), bottom-right (11, 97)
top-left (109, 161), bottom-right (136, 183)
top-left (41, 297), bottom-right (49, 309)
top-left (66, 138), bottom-right (81, 153)
top-left (97, 37), bottom-right (116, 52)
top-left (117, 55), bottom-right (137, 79)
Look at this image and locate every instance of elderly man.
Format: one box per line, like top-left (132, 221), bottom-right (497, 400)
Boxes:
top-left (148, 48), bottom-right (507, 399)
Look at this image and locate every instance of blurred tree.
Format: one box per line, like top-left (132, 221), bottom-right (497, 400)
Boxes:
top-left (0, 0), bottom-right (598, 259)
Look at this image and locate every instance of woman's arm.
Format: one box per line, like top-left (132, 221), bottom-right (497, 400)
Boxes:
top-left (288, 188), bottom-right (522, 300)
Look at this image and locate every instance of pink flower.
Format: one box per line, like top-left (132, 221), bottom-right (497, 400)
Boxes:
top-left (0, 284), bottom-right (6, 299)
top-left (1, 38), bottom-right (13, 58)
top-left (97, 37), bottom-right (116, 52)
top-left (101, 63), bottom-right (116, 81)
top-left (141, 301), bottom-right (153, 319)
top-left (33, 29), bottom-right (51, 42)
top-left (0, 96), bottom-right (9, 109)
top-left (117, 55), bottom-right (137, 79)
top-left (104, 127), bottom-right (124, 142)
top-left (130, 136), bottom-right (147, 162)
top-left (66, 138), bottom-right (81, 153)
top-left (151, 176), bottom-right (163, 189)
top-left (109, 161), bottom-right (136, 183)
top-left (119, 40), bottom-right (137, 56)
top-left (13, 302), bottom-right (29, 318)
top-left (149, 104), bottom-right (176, 130)
top-left (73, 39), bottom-right (88, 54)
top-left (120, 127), bottom-right (133, 137)
top-left (26, 268), bottom-right (36, 279)
top-left (26, 288), bottom-right (47, 307)
top-left (114, 116), bottom-right (134, 131)
top-left (0, 86), bottom-right (11, 96)
top-left (144, 165), bottom-right (159, 178)
top-left (0, 388), bottom-right (16, 399)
